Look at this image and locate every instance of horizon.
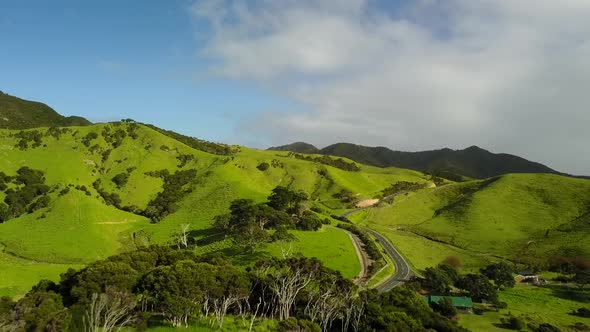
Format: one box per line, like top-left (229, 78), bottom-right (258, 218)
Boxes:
top-left (1, 0), bottom-right (589, 174)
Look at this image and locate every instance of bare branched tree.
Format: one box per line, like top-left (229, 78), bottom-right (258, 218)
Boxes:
top-left (211, 294), bottom-right (239, 328)
top-left (269, 267), bottom-right (313, 320)
top-left (280, 242), bottom-right (293, 259)
top-left (175, 223), bottom-right (191, 249)
top-left (248, 297), bottom-right (262, 332)
top-left (304, 285), bottom-right (343, 332)
top-left (84, 288), bottom-right (136, 332)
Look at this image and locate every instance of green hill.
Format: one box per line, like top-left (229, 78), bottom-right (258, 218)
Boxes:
top-left (268, 141), bottom-right (319, 154)
top-left (353, 173), bottom-right (590, 271)
top-left (0, 91), bottom-right (91, 129)
top-left (0, 122), bottom-right (431, 296)
top-left (270, 142), bottom-right (562, 179)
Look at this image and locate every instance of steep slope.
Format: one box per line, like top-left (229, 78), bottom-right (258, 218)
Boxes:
top-left (359, 173), bottom-right (590, 270)
top-left (270, 142), bottom-right (560, 179)
top-left (0, 91), bottom-right (91, 129)
top-left (0, 122), bottom-right (431, 296)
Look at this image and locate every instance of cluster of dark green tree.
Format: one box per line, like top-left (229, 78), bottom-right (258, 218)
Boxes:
top-left (12, 130), bottom-right (44, 150)
top-left (417, 260), bottom-right (515, 311)
top-left (213, 186), bottom-right (328, 253)
top-left (100, 126), bottom-right (127, 149)
top-left (380, 181), bottom-right (428, 198)
top-left (12, 126), bottom-right (71, 150)
top-left (0, 167), bottom-right (50, 223)
top-left (141, 169), bottom-right (198, 222)
top-left (142, 123), bottom-right (234, 155)
top-left (548, 256), bottom-right (590, 289)
top-left (91, 168), bottom-right (198, 222)
top-left (288, 153), bottom-right (360, 172)
top-left (0, 246), bottom-right (466, 332)
top-left (332, 189), bottom-right (357, 205)
top-left (337, 223), bottom-right (385, 274)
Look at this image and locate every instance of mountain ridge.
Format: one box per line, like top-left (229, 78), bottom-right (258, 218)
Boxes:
top-left (0, 91), bottom-right (91, 129)
top-left (269, 141), bottom-right (565, 179)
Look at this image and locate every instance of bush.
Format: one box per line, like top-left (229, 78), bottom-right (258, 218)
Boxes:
top-left (531, 323), bottom-right (561, 332)
top-left (296, 211), bottom-right (322, 231)
top-left (82, 132), bottom-right (98, 147)
top-left (570, 322), bottom-right (590, 331)
top-left (257, 162), bottom-right (270, 171)
top-left (574, 307), bottom-right (590, 318)
top-left (111, 172), bottom-right (130, 189)
top-left (141, 169), bottom-right (197, 222)
top-left (501, 316), bottom-right (524, 330)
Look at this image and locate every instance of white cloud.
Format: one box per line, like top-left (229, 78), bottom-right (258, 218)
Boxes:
top-left (193, 0), bottom-right (590, 174)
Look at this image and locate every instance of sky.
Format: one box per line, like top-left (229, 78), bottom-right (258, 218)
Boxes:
top-left (1, 0), bottom-right (589, 175)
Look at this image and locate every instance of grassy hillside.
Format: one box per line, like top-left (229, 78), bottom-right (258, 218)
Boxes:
top-left (354, 174), bottom-right (590, 271)
top-left (0, 91), bottom-right (91, 129)
top-left (0, 122), bottom-right (430, 296)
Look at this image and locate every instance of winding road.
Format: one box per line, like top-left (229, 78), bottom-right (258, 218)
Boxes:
top-left (339, 193), bottom-right (415, 292)
top-left (364, 227), bottom-right (414, 292)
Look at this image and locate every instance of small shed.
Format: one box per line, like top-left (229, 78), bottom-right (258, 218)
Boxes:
top-left (514, 271), bottom-right (539, 283)
top-left (422, 296), bottom-right (474, 312)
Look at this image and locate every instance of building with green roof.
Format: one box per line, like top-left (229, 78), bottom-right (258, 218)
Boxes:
top-left (422, 295), bottom-right (474, 312)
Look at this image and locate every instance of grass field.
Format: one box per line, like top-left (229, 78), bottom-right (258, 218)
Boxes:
top-left (0, 251), bottom-right (83, 298)
top-left (359, 175), bottom-right (590, 269)
top-left (265, 227), bottom-right (361, 280)
top-left (459, 284), bottom-right (590, 331)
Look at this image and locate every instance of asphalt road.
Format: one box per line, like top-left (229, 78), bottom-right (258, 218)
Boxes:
top-left (364, 227), bottom-right (414, 292)
top-left (339, 193), bottom-right (415, 292)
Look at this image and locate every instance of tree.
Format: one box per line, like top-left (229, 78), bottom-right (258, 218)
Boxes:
top-left (12, 291), bottom-right (71, 332)
top-left (573, 269), bottom-right (590, 289)
top-left (430, 298), bottom-right (457, 318)
top-left (174, 224), bottom-right (191, 249)
top-left (422, 267), bottom-right (453, 295)
top-left (457, 274), bottom-right (498, 304)
top-left (138, 261), bottom-right (216, 327)
top-left (0, 203), bottom-right (11, 223)
top-left (480, 262), bottom-right (515, 289)
top-left (268, 186), bottom-right (307, 213)
top-left (111, 172), bottom-right (130, 189)
top-left (84, 288), bottom-right (136, 332)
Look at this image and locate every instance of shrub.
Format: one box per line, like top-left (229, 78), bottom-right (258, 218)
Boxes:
top-left (82, 132), bottom-right (98, 147)
top-left (501, 316), bottom-right (524, 330)
top-left (573, 307), bottom-right (590, 318)
top-left (532, 323), bottom-right (561, 332)
top-left (111, 172), bottom-right (130, 189)
top-left (256, 162), bottom-right (270, 171)
top-left (570, 322), bottom-right (589, 331)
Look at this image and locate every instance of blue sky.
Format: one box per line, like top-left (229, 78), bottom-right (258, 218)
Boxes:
top-left (1, 0), bottom-right (589, 174)
top-left (0, 0), bottom-right (300, 144)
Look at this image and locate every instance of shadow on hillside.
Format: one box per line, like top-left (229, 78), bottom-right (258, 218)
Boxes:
top-left (491, 323), bottom-right (516, 330)
top-left (545, 285), bottom-right (590, 303)
top-left (221, 247), bottom-right (269, 266)
top-left (191, 228), bottom-right (225, 246)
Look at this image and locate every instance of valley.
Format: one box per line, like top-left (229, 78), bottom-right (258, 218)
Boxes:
top-left (0, 112), bottom-right (587, 331)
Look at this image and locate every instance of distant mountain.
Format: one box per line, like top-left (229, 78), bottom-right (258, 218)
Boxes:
top-left (0, 91), bottom-right (91, 129)
top-left (268, 141), bottom-right (319, 154)
top-left (269, 142), bottom-right (560, 179)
